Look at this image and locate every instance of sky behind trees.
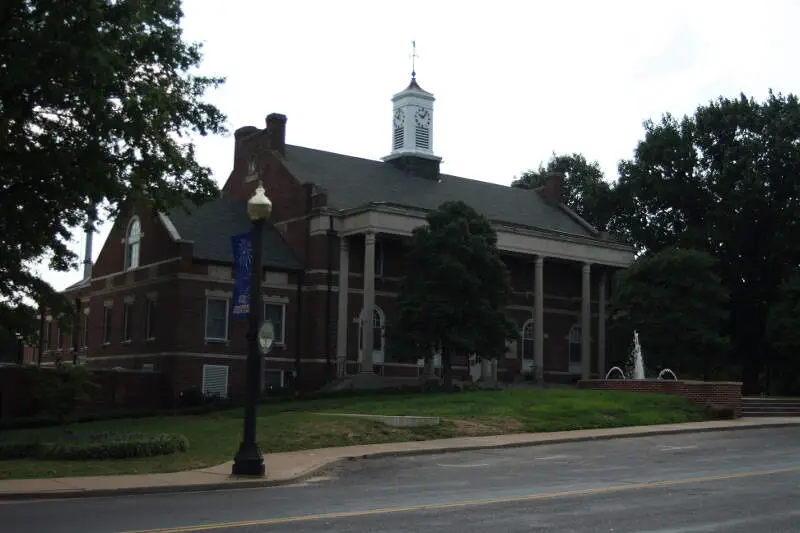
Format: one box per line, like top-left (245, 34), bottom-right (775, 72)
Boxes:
top-left (43, 0), bottom-right (800, 291)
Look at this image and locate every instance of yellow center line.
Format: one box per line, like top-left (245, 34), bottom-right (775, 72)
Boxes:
top-left (118, 466), bottom-right (800, 533)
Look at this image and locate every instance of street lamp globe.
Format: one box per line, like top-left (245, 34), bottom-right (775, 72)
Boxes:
top-left (247, 182), bottom-right (272, 221)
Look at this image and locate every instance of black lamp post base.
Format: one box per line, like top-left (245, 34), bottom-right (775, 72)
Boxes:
top-left (231, 442), bottom-right (265, 477)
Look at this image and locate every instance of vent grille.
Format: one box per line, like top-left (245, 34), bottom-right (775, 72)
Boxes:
top-left (415, 126), bottom-right (430, 149)
top-left (393, 127), bottom-right (404, 150)
top-left (202, 364), bottom-right (229, 398)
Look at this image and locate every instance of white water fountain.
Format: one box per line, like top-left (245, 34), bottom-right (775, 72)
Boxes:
top-left (630, 331), bottom-right (646, 380)
top-left (603, 331), bottom-right (678, 380)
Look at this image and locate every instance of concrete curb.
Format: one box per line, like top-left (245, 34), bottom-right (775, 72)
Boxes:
top-left (2, 420), bottom-right (799, 501)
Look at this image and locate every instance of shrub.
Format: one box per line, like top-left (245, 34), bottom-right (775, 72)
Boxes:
top-left (0, 433), bottom-right (189, 460)
top-left (0, 441), bottom-right (41, 460)
top-left (29, 361), bottom-right (98, 424)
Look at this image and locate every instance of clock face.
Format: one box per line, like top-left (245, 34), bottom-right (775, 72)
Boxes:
top-left (415, 107), bottom-right (431, 128)
top-left (393, 108), bottom-right (405, 129)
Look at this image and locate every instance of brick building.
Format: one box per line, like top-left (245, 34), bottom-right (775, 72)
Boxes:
top-left (44, 74), bottom-right (635, 397)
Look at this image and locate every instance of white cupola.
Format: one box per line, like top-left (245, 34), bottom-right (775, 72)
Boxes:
top-left (382, 74), bottom-right (443, 180)
top-left (384, 76), bottom-right (438, 159)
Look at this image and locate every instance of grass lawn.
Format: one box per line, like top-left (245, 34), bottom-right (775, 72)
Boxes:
top-left (0, 389), bottom-right (709, 480)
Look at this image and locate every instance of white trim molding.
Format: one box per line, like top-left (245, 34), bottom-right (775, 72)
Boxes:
top-left (158, 212), bottom-right (183, 241)
top-left (308, 208), bottom-right (634, 268)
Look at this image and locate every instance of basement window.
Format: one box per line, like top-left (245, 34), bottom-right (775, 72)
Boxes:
top-left (202, 364), bottom-right (229, 398)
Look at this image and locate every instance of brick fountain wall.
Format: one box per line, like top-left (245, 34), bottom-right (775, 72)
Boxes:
top-left (578, 379), bottom-right (743, 417)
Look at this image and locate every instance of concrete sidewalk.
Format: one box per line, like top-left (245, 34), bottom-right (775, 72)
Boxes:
top-left (1, 417), bottom-right (799, 501)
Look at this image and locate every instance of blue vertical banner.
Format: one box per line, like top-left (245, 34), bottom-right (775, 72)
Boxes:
top-left (231, 231), bottom-right (254, 317)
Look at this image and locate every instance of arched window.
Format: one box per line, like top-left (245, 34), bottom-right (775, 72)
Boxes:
top-left (125, 217), bottom-right (142, 269)
top-left (521, 318), bottom-right (535, 373)
top-left (568, 324), bottom-right (582, 373)
top-left (359, 306), bottom-right (385, 353)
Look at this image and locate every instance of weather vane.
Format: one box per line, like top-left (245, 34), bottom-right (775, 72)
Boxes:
top-left (410, 40), bottom-right (419, 79)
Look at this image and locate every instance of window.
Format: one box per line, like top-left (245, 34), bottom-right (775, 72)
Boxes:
top-left (415, 124), bottom-right (430, 149)
top-left (521, 319), bottom-right (535, 374)
top-left (359, 306), bottom-right (385, 353)
top-left (393, 126), bottom-right (404, 150)
top-left (375, 240), bottom-right (384, 277)
top-left (205, 298), bottom-right (229, 341)
top-left (568, 324), bottom-right (582, 371)
top-left (56, 325), bottom-right (63, 350)
top-left (145, 298), bottom-right (156, 340)
top-left (44, 322), bottom-right (51, 349)
top-left (82, 313), bottom-right (89, 349)
top-left (263, 302), bottom-right (286, 345)
top-left (125, 217), bottom-right (142, 269)
top-left (103, 307), bottom-right (112, 344)
top-left (521, 319), bottom-right (535, 359)
top-left (122, 302), bottom-right (133, 342)
top-left (264, 369), bottom-right (285, 393)
top-left (202, 364), bottom-right (229, 398)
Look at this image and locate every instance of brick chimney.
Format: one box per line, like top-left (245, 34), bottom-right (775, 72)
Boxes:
top-left (542, 171), bottom-right (565, 205)
top-left (266, 113), bottom-right (287, 156)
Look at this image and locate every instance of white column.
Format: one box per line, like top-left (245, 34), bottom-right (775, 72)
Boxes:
top-left (581, 262), bottom-right (592, 381)
top-left (361, 231), bottom-right (376, 373)
top-left (336, 236), bottom-right (350, 377)
top-left (534, 256), bottom-right (544, 384)
top-left (598, 270), bottom-right (607, 377)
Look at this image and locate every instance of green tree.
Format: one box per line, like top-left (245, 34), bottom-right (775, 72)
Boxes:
top-left (766, 271), bottom-right (800, 395)
top-left (512, 152), bottom-right (615, 231)
top-left (1, 0), bottom-right (226, 337)
top-left (608, 248), bottom-right (730, 380)
top-left (31, 360), bottom-right (97, 424)
top-left (391, 201), bottom-right (517, 387)
top-left (610, 91), bottom-right (800, 393)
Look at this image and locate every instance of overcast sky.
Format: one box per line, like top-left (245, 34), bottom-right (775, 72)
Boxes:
top-left (41, 0), bottom-right (800, 291)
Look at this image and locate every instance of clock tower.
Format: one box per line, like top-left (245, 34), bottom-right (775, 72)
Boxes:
top-left (382, 70), bottom-right (442, 180)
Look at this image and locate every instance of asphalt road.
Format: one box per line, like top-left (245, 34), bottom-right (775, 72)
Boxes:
top-left (1, 427), bottom-right (799, 533)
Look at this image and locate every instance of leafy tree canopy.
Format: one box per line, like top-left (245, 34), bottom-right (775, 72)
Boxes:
top-left (390, 201), bottom-right (517, 383)
top-left (608, 248), bottom-right (730, 380)
top-left (609, 91), bottom-right (800, 392)
top-left (511, 152), bottom-right (615, 231)
top-left (0, 0), bottom-right (226, 337)
top-left (765, 271), bottom-right (800, 395)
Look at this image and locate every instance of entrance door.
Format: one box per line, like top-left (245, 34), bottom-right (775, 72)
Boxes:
top-left (568, 325), bottom-right (582, 374)
top-left (521, 319), bottom-right (535, 376)
top-left (358, 306), bottom-right (385, 368)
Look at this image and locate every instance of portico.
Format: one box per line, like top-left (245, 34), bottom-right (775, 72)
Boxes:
top-left (320, 204), bottom-right (632, 382)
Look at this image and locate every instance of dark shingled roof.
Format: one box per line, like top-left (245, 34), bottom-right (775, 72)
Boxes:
top-left (167, 197), bottom-right (303, 271)
top-left (281, 145), bottom-right (596, 238)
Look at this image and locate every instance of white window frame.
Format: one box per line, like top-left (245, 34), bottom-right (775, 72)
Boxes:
top-left (263, 301), bottom-right (286, 346)
top-left (205, 297), bottom-right (230, 342)
top-left (124, 216), bottom-right (142, 270)
top-left (145, 297), bottom-right (156, 340)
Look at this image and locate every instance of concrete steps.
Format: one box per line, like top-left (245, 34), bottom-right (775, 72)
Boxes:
top-left (742, 397), bottom-right (800, 417)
